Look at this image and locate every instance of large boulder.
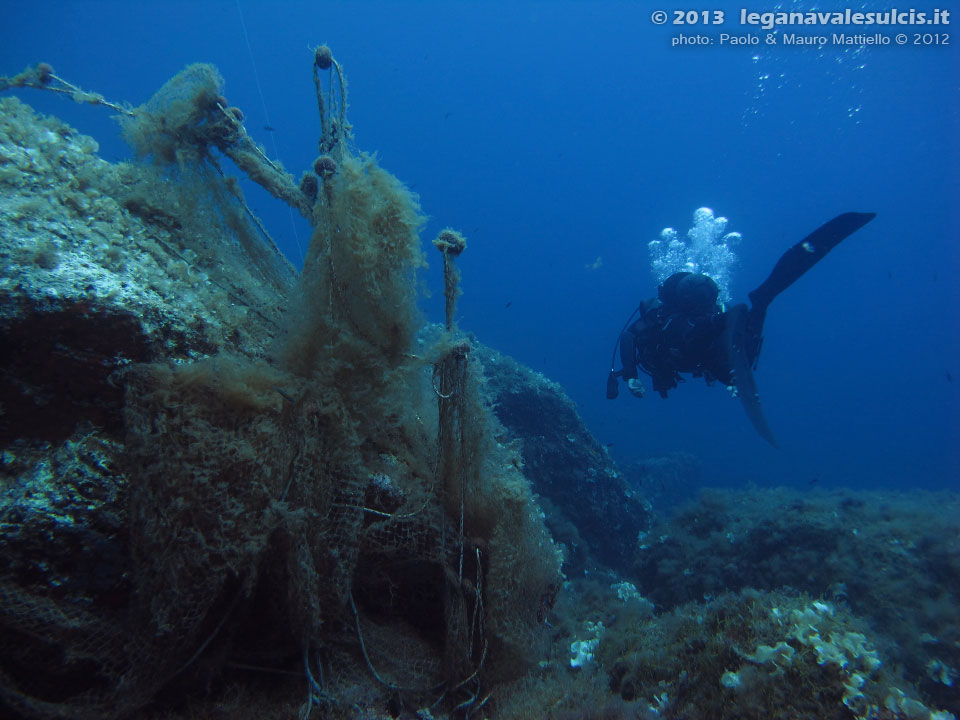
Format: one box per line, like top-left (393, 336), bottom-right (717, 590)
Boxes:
top-left (476, 345), bottom-right (651, 574)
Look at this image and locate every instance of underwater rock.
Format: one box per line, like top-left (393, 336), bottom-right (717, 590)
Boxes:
top-left (595, 588), bottom-right (956, 720)
top-left (620, 452), bottom-right (702, 514)
top-left (0, 96), bottom-right (301, 717)
top-left (0, 97), bottom-right (295, 450)
top-left (475, 345), bottom-right (652, 575)
top-left (633, 486), bottom-right (960, 714)
top-left (0, 95), bottom-right (294, 556)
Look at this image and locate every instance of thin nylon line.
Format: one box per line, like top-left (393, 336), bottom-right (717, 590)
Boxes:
top-left (236, 0), bottom-right (305, 265)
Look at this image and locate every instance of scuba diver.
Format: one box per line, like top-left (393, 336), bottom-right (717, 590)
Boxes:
top-left (606, 212), bottom-right (876, 446)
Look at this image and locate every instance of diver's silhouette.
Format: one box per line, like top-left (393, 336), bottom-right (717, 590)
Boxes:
top-left (606, 212), bottom-right (877, 446)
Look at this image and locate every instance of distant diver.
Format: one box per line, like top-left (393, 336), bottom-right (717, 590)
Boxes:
top-left (606, 212), bottom-right (877, 446)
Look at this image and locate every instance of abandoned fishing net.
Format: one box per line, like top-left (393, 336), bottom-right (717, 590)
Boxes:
top-left (0, 49), bottom-right (562, 720)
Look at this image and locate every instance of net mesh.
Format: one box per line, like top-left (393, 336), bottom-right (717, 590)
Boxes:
top-left (1, 60), bottom-right (563, 719)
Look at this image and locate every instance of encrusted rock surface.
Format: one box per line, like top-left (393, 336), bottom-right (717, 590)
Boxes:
top-left (476, 346), bottom-right (651, 574)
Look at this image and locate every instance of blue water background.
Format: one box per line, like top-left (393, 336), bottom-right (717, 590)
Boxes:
top-left (4, 1), bottom-right (958, 490)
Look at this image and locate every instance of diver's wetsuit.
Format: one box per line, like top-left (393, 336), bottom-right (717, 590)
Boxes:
top-left (620, 272), bottom-right (734, 397)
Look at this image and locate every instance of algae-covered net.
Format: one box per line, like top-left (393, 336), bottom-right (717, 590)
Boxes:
top-left (0, 49), bottom-right (562, 719)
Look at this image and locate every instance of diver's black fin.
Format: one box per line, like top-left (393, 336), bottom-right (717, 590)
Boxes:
top-left (748, 212), bottom-right (876, 313)
top-left (744, 211), bottom-right (876, 366)
top-left (723, 212), bottom-right (874, 444)
top-left (725, 304), bottom-right (778, 447)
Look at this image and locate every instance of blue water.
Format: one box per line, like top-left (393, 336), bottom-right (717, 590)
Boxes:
top-left (5, 0), bottom-right (957, 491)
